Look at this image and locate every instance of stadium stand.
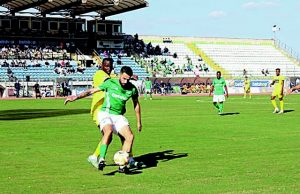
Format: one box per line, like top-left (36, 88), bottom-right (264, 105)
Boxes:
top-left (137, 42), bottom-right (216, 77)
top-left (197, 43), bottom-right (300, 77)
top-left (140, 36), bottom-right (300, 79)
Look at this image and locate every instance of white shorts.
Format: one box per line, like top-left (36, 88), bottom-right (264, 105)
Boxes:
top-left (145, 89), bottom-right (151, 93)
top-left (97, 111), bottom-right (129, 134)
top-left (213, 95), bottom-right (225, 102)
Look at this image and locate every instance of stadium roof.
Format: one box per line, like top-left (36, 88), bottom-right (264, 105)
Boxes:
top-left (0, 0), bottom-right (148, 17)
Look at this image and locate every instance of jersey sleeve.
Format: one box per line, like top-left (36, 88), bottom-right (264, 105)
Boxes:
top-left (98, 79), bottom-right (111, 91)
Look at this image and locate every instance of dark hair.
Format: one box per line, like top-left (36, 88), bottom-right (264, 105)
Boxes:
top-left (120, 66), bottom-right (133, 76)
top-left (102, 58), bottom-right (114, 65)
top-left (276, 68), bottom-right (280, 71)
top-left (217, 71), bottom-right (221, 74)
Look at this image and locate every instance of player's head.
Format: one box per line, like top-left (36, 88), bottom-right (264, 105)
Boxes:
top-left (146, 77), bottom-right (149, 81)
top-left (101, 58), bottom-right (114, 75)
top-left (275, 68), bottom-right (280, 76)
top-left (216, 71), bottom-right (221, 79)
top-left (245, 76), bottom-right (248, 80)
top-left (119, 66), bottom-right (133, 86)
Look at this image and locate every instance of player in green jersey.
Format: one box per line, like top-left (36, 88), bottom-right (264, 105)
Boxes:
top-left (144, 77), bottom-right (153, 100)
top-left (270, 68), bottom-right (285, 114)
top-left (209, 71), bottom-right (229, 114)
top-left (243, 76), bottom-right (252, 99)
top-left (65, 66), bottom-right (142, 173)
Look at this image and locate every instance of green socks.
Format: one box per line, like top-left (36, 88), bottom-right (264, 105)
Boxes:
top-left (219, 103), bottom-right (224, 112)
top-left (213, 103), bottom-right (219, 110)
top-left (99, 144), bottom-right (108, 159)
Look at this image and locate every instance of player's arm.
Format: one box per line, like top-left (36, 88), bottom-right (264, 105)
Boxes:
top-left (132, 96), bottom-right (142, 132)
top-left (270, 80), bottom-right (275, 86)
top-left (288, 84), bottom-right (300, 94)
top-left (224, 85), bottom-right (229, 98)
top-left (281, 80), bottom-right (284, 95)
top-left (209, 85), bottom-right (214, 96)
top-left (64, 88), bottom-right (101, 105)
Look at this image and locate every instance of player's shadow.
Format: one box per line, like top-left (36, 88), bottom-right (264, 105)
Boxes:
top-left (104, 150), bottom-right (188, 176)
top-left (0, 109), bottom-right (89, 120)
top-left (283, 110), bottom-right (294, 114)
top-left (219, 112), bottom-right (240, 116)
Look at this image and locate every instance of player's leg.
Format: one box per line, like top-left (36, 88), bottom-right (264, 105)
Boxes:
top-left (144, 91), bottom-right (147, 100)
top-left (97, 125), bottom-right (113, 170)
top-left (118, 134), bottom-right (125, 145)
top-left (219, 102), bottom-right (224, 114)
top-left (213, 95), bottom-right (220, 111)
top-left (90, 111), bottom-right (102, 158)
top-left (244, 88), bottom-right (247, 98)
top-left (248, 89), bottom-right (252, 99)
top-left (218, 95), bottom-right (226, 114)
top-left (213, 102), bottom-right (219, 110)
top-left (271, 95), bottom-right (279, 113)
top-left (118, 126), bottom-right (134, 153)
top-left (149, 91), bottom-right (153, 100)
top-left (278, 96), bottom-right (284, 114)
top-left (94, 112), bottom-right (114, 170)
top-left (92, 140), bottom-right (101, 158)
top-left (88, 130), bottom-right (112, 169)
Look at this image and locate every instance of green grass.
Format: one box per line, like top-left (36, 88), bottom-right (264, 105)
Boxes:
top-left (1, 95), bottom-right (300, 193)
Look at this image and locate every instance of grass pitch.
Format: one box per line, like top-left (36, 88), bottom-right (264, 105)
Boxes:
top-left (0, 95), bottom-right (300, 193)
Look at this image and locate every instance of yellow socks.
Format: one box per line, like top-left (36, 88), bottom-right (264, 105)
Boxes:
top-left (271, 100), bottom-right (277, 109)
top-left (280, 100), bottom-right (284, 111)
top-left (93, 141), bottom-right (102, 157)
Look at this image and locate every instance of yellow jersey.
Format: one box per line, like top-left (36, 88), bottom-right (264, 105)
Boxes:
top-left (244, 79), bottom-right (250, 89)
top-left (272, 75), bottom-right (285, 92)
top-left (90, 70), bottom-right (110, 125)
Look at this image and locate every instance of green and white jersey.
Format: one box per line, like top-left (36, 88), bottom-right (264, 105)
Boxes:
top-left (145, 80), bottom-right (152, 89)
top-left (98, 78), bottom-right (138, 115)
top-left (212, 77), bottom-right (226, 95)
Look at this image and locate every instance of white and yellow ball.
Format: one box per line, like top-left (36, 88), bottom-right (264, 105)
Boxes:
top-left (113, 151), bottom-right (129, 166)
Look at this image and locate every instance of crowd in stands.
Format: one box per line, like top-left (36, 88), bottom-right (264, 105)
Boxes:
top-left (124, 34), bottom-right (167, 57)
top-left (180, 83), bottom-right (211, 94)
top-left (147, 81), bottom-right (212, 95)
top-left (122, 34), bottom-right (211, 77)
top-left (0, 45), bottom-right (84, 80)
top-left (53, 60), bottom-right (85, 76)
top-left (136, 55), bottom-right (209, 77)
top-left (0, 45), bottom-right (70, 61)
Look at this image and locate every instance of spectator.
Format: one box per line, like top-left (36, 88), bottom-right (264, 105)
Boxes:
top-left (173, 52), bottom-right (178, 58)
top-left (33, 82), bottom-right (41, 99)
top-left (194, 66), bottom-right (200, 77)
top-left (265, 69), bottom-right (269, 75)
top-left (160, 81), bottom-right (166, 95)
top-left (77, 65), bottom-right (85, 74)
top-left (203, 64), bottom-right (209, 73)
top-left (14, 80), bottom-right (21, 98)
top-left (7, 67), bottom-right (13, 76)
top-left (243, 69), bottom-right (247, 76)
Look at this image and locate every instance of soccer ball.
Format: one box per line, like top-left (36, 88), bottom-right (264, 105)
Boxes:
top-left (113, 151), bottom-right (129, 166)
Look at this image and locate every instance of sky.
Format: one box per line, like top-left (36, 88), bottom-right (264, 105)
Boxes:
top-left (0, 0), bottom-right (298, 57)
top-left (109, 0), bottom-right (300, 56)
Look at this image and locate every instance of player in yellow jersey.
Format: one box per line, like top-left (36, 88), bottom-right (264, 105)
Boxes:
top-left (87, 58), bottom-right (114, 167)
top-left (270, 68), bottom-right (285, 114)
top-left (243, 76), bottom-right (252, 99)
